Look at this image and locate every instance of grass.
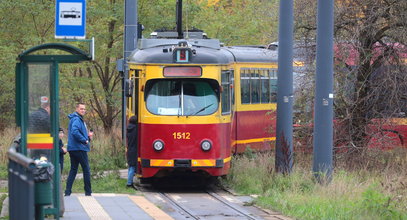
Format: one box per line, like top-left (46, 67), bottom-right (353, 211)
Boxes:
top-left (224, 149), bottom-right (407, 220)
top-left (2, 127), bottom-right (406, 219)
top-left (0, 127), bottom-right (18, 180)
top-left (0, 127), bottom-right (134, 194)
top-left (60, 127), bottom-right (127, 177)
top-left (0, 194), bottom-right (7, 215)
top-left (62, 172), bottom-right (139, 195)
top-left (0, 127), bottom-right (126, 175)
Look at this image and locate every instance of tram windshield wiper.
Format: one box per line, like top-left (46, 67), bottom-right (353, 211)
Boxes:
top-left (191, 103), bottom-right (214, 116)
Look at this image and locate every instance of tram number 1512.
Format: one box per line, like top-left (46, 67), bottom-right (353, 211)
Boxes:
top-left (173, 132), bottom-right (191, 140)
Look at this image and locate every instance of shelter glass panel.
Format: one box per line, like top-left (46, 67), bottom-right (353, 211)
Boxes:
top-left (27, 63), bottom-right (53, 160)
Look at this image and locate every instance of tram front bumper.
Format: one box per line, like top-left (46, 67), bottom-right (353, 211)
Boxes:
top-left (140, 157), bottom-right (231, 168)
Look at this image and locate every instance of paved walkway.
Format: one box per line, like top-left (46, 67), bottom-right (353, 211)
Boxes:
top-left (2, 170), bottom-right (174, 219)
top-left (62, 193), bottom-right (173, 220)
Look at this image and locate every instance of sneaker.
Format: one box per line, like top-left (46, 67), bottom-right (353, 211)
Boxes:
top-left (85, 193), bottom-right (92, 196)
top-left (64, 193), bottom-right (70, 197)
top-left (126, 184), bottom-right (137, 190)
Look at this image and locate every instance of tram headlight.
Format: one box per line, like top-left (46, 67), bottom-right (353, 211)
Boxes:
top-left (201, 140), bottom-right (212, 151)
top-left (153, 140), bottom-right (164, 151)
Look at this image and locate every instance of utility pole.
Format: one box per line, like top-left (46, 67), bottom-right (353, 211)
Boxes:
top-left (313, 0), bottom-right (334, 182)
top-left (176, 0), bottom-right (183, 39)
top-left (276, 0), bottom-right (294, 174)
top-left (121, 0), bottom-right (138, 142)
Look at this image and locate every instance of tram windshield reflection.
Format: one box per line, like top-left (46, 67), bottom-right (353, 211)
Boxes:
top-left (145, 79), bottom-right (219, 116)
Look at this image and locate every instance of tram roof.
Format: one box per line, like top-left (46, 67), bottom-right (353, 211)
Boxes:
top-left (127, 39), bottom-right (278, 65)
top-left (224, 46), bottom-right (278, 63)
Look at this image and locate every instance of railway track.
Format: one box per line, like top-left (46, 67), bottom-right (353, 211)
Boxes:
top-left (138, 182), bottom-right (287, 220)
top-left (157, 190), bottom-right (261, 220)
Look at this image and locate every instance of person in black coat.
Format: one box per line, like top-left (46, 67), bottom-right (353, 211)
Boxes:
top-left (28, 97), bottom-right (50, 134)
top-left (59, 128), bottom-right (67, 172)
top-left (28, 96), bottom-right (51, 159)
top-left (126, 115), bottom-right (138, 188)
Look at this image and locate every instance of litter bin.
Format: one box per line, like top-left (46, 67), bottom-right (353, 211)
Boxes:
top-left (33, 162), bottom-right (54, 205)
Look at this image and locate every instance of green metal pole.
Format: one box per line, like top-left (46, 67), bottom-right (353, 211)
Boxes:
top-left (21, 62), bottom-right (28, 156)
top-left (51, 61), bottom-right (61, 219)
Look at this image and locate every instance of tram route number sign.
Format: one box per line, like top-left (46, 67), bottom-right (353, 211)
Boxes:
top-left (55, 0), bottom-right (86, 39)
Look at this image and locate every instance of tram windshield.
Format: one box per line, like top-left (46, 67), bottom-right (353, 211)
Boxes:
top-left (145, 79), bottom-right (219, 116)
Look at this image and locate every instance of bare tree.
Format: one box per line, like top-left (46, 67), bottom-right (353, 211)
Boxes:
top-left (334, 0), bottom-right (407, 150)
top-left (295, 0), bottom-right (407, 150)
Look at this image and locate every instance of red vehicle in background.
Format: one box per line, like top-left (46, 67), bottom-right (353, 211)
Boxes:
top-left (294, 42), bottom-right (407, 151)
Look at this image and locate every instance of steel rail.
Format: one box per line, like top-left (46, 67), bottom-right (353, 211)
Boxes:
top-left (206, 190), bottom-right (260, 220)
top-left (159, 192), bottom-right (200, 220)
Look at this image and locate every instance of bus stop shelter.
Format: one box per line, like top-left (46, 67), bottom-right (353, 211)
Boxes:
top-left (11, 43), bottom-right (92, 219)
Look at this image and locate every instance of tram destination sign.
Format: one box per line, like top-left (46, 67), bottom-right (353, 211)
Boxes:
top-left (55, 0), bottom-right (86, 39)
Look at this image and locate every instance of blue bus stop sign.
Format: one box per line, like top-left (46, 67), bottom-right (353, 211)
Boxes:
top-left (55, 0), bottom-right (86, 39)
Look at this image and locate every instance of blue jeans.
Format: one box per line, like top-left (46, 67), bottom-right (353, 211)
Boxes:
top-left (65, 151), bottom-right (92, 195)
top-left (127, 166), bottom-right (136, 185)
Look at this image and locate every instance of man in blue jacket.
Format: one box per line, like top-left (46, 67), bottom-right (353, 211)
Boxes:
top-left (64, 103), bottom-right (94, 196)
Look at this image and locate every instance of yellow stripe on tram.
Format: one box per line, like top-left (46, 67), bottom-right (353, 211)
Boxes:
top-left (150, 159), bottom-right (174, 167)
top-left (191, 159), bottom-right (216, 167)
top-left (232, 137), bottom-right (276, 146)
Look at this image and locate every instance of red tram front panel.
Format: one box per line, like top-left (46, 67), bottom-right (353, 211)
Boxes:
top-left (139, 123), bottom-right (231, 178)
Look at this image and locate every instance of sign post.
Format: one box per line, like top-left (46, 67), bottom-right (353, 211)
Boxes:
top-left (55, 0), bottom-right (86, 39)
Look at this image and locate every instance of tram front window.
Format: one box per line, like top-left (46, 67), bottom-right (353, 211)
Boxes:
top-left (145, 79), bottom-right (219, 116)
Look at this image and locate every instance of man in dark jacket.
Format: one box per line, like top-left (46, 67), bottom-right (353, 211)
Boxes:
top-left (64, 103), bottom-right (94, 196)
top-left (28, 96), bottom-right (51, 134)
top-left (28, 96), bottom-right (51, 159)
top-left (126, 115), bottom-right (138, 188)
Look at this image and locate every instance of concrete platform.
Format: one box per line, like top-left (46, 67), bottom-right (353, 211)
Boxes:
top-left (61, 193), bottom-right (173, 220)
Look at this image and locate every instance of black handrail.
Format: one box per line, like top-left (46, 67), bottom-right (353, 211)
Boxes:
top-left (8, 142), bottom-right (36, 170)
top-left (8, 138), bottom-right (36, 220)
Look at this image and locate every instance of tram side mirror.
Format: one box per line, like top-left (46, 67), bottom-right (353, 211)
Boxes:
top-left (125, 79), bottom-right (134, 97)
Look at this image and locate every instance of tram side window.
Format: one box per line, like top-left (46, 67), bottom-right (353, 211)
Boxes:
top-left (241, 69), bottom-right (251, 104)
top-left (251, 71), bottom-right (260, 104)
top-left (240, 68), bottom-right (278, 104)
top-left (231, 71), bottom-right (235, 105)
top-left (221, 70), bottom-right (231, 114)
top-left (269, 69), bottom-right (277, 102)
top-left (261, 69), bottom-right (270, 103)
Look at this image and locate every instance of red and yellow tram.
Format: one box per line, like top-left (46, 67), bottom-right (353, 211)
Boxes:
top-left (126, 32), bottom-right (278, 180)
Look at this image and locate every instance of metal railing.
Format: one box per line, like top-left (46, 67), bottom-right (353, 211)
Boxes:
top-left (8, 138), bottom-right (36, 220)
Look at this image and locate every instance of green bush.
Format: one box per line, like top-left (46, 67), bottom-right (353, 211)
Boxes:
top-left (226, 150), bottom-right (407, 220)
top-left (361, 185), bottom-right (406, 220)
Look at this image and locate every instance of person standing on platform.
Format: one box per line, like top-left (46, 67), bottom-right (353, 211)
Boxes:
top-left (64, 103), bottom-right (94, 196)
top-left (28, 96), bottom-right (51, 159)
top-left (59, 128), bottom-right (67, 172)
top-left (28, 96), bottom-right (51, 134)
top-left (126, 115), bottom-right (138, 189)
